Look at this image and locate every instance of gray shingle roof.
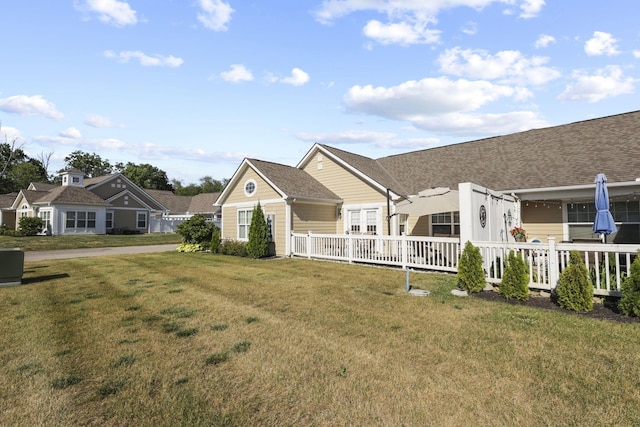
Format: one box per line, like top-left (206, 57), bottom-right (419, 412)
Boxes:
top-left (188, 192), bottom-right (219, 214)
top-left (377, 110), bottom-right (640, 193)
top-left (248, 159), bottom-right (341, 201)
top-left (83, 174), bottom-right (114, 187)
top-left (144, 189), bottom-right (191, 214)
top-left (21, 190), bottom-right (51, 204)
top-left (29, 182), bottom-right (58, 191)
top-left (34, 186), bottom-right (111, 206)
top-left (0, 193), bottom-right (18, 209)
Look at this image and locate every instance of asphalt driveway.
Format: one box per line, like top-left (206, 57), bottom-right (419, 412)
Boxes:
top-left (24, 244), bottom-right (179, 262)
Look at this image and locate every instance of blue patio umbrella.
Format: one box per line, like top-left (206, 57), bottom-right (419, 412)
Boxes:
top-left (592, 173), bottom-right (617, 242)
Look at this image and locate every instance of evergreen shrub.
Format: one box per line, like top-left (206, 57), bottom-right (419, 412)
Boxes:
top-left (18, 216), bottom-right (44, 236)
top-left (176, 214), bottom-right (214, 245)
top-left (457, 241), bottom-right (485, 293)
top-left (555, 251), bottom-right (593, 312)
top-left (210, 226), bottom-right (221, 253)
top-left (220, 240), bottom-right (248, 257)
top-left (499, 251), bottom-right (530, 301)
top-left (246, 203), bottom-right (269, 259)
top-left (619, 253), bottom-right (640, 316)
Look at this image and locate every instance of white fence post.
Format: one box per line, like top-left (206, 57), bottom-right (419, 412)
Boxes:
top-left (547, 237), bottom-right (558, 290)
top-left (307, 231), bottom-right (312, 259)
top-left (348, 233), bottom-right (354, 264)
top-left (401, 234), bottom-right (408, 269)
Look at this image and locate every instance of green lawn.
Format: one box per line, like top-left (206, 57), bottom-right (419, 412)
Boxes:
top-left (2, 253), bottom-right (640, 426)
top-left (0, 233), bottom-right (181, 251)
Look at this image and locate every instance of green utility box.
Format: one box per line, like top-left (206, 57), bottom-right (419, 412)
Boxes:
top-left (0, 248), bottom-right (25, 286)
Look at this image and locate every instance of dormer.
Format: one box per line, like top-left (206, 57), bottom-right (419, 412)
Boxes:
top-left (61, 168), bottom-right (85, 187)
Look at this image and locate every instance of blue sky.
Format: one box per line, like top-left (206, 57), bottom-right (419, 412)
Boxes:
top-left (1, 1), bottom-right (639, 185)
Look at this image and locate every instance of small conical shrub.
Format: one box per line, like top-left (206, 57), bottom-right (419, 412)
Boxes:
top-left (457, 241), bottom-right (485, 293)
top-left (247, 203), bottom-right (269, 259)
top-left (619, 253), bottom-right (640, 316)
top-left (210, 226), bottom-right (221, 253)
top-left (499, 251), bottom-right (530, 301)
top-left (555, 251), bottom-right (593, 312)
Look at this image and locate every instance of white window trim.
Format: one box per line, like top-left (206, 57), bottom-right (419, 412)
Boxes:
top-left (238, 208), bottom-right (253, 241)
top-left (136, 211), bottom-right (148, 229)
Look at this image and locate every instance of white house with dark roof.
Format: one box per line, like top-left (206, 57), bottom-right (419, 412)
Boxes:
top-left (217, 110), bottom-right (640, 256)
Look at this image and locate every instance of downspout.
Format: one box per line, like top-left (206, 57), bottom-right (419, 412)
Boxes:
top-left (386, 188), bottom-right (391, 235)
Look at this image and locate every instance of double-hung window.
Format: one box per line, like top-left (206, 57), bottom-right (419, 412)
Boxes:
top-left (106, 212), bottom-right (113, 229)
top-left (137, 212), bottom-right (147, 229)
top-left (431, 212), bottom-right (460, 236)
top-left (65, 211), bottom-right (97, 230)
top-left (238, 209), bottom-right (253, 240)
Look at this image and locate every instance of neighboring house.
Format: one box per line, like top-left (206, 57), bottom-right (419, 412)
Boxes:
top-left (0, 193), bottom-right (19, 230)
top-left (3, 169), bottom-right (169, 235)
top-left (216, 110), bottom-right (640, 256)
top-left (144, 190), bottom-right (221, 229)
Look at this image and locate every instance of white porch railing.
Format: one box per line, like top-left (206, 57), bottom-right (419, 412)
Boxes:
top-left (290, 232), bottom-right (459, 272)
top-left (475, 238), bottom-right (640, 296)
top-left (149, 216), bottom-right (191, 233)
top-left (290, 233), bottom-right (640, 297)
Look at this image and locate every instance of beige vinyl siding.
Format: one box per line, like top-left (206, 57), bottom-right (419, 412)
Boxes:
top-left (225, 169), bottom-right (281, 204)
top-left (521, 202), bottom-right (564, 242)
top-left (222, 202), bottom-right (288, 256)
top-left (292, 203), bottom-right (337, 234)
top-left (302, 155), bottom-right (386, 205)
top-left (408, 215), bottom-right (430, 236)
top-left (221, 206), bottom-right (238, 241)
top-left (264, 202), bottom-right (287, 256)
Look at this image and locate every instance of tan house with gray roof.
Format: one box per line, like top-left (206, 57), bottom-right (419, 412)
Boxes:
top-left (217, 110), bottom-right (640, 256)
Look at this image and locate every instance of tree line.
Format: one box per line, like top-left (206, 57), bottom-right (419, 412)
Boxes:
top-left (0, 142), bottom-right (227, 195)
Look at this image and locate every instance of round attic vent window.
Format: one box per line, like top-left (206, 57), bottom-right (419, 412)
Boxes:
top-left (244, 179), bottom-right (257, 197)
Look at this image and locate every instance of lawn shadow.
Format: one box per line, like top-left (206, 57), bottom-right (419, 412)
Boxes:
top-left (22, 273), bottom-right (70, 285)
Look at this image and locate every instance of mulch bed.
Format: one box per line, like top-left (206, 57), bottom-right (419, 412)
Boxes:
top-left (472, 290), bottom-right (640, 324)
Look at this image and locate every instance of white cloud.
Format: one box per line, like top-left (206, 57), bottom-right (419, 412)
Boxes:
top-left (314, 1), bottom-right (545, 46)
top-left (519, 0), bottom-right (545, 19)
top-left (634, 50), bottom-right (640, 58)
top-left (534, 34), bottom-right (555, 49)
top-left (461, 21), bottom-right (477, 36)
top-left (584, 31), bottom-right (621, 56)
top-left (437, 47), bottom-right (560, 85)
top-left (279, 68), bottom-right (310, 86)
top-left (342, 77), bottom-right (547, 135)
top-left (344, 77), bottom-right (521, 119)
top-left (0, 95), bottom-right (64, 120)
top-left (558, 65), bottom-right (635, 103)
top-left (197, 0), bottom-right (234, 31)
top-left (85, 114), bottom-right (119, 128)
top-left (104, 50), bottom-right (183, 67)
top-left (59, 127), bottom-right (82, 139)
top-left (411, 111), bottom-right (548, 135)
top-left (363, 20), bottom-right (440, 45)
top-left (0, 126), bottom-right (22, 144)
top-left (295, 130), bottom-right (439, 150)
top-left (219, 64), bottom-right (254, 83)
top-left (75, 0), bottom-right (138, 27)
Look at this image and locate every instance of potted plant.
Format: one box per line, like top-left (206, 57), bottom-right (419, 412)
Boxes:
top-left (510, 227), bottom-right (527, 242)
